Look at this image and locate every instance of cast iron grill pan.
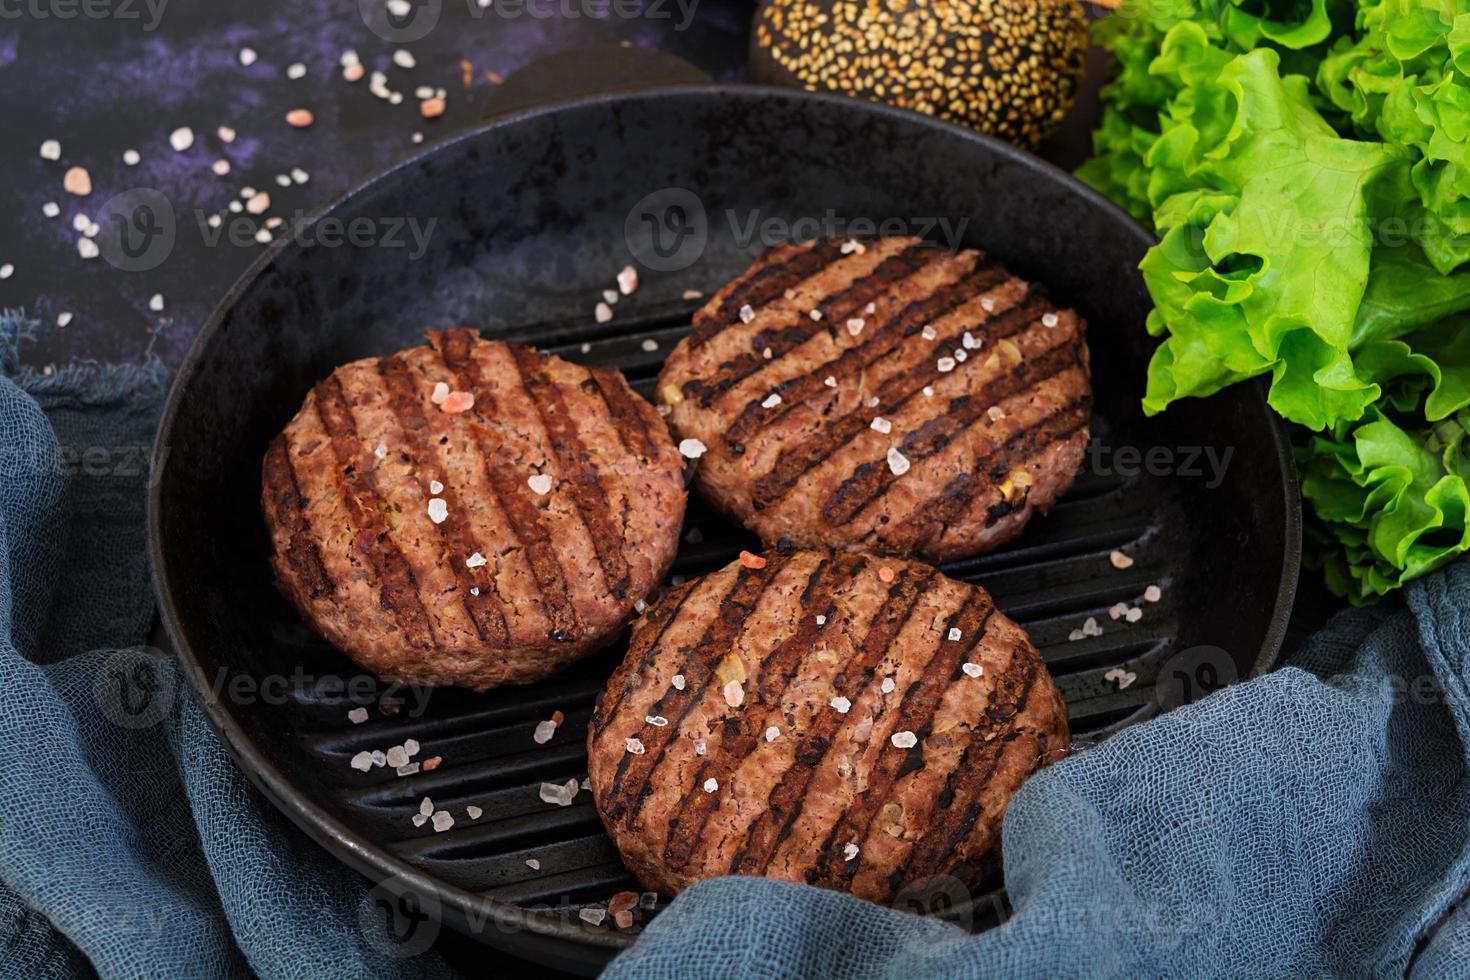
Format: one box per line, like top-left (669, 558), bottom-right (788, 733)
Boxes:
top-left (150, 88), bottom-right (1299, 975)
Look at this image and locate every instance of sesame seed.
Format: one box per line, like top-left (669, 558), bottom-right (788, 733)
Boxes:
top-left (678, 438), bottom-right (707, 459)
top-left (891, 731), bottom-right (918, 749)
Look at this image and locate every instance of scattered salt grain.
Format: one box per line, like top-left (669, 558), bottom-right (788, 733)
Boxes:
top-left (723, 679), bottom-right (744, 707)
top-left (526, 858), bottom-right (540, 870)
top-left (77, 239), bottom-right (99, 260)
top-left (962, 662), bottom-right (983, 678)
top-left (467, 806), bottom-right (482, 819)
top-left (1042, 312), bottom-right (1060, 328)
top-left (393, 49), bottom-right (416, 69)
top-left (921, 325), bottom-right (937, 341)
top-left (1109, 602), bottom-right (1128, 621)
top-left (1110, 550), bottom-right (1134, 569)
top-left (671, 674), bottom-right (686, 690)
top-left (891, 731), bottom-right (918, 749)
top-left (987, 406), bottom-right (1006, 422)
top-left (580, 908), bottom-right (606, 926)
top-left (887, 448), bottom-right (910, 476)
top-left (348, 707), bottom-right (368, 724)
top-left (947, 627), bottom-right (962, 642)
top-left (238, 47), bottom-right (257, 66)
top-left (370, 750), bottom-right (386, 767)
top-left (625, 737), bottom-right (645, 755)
top-left (63, 167), bottom-right (91, 196)
top-left (694, 739), bottom-right (706, 756)
top-left (350, 751), bottom-right (373, 771)
top-left (870, 416), bottom-right (892, 435)
top-left (963, 331), bottom-right (980, 349)
top-left (594, 301), bottom-right (613, 323)
top-left (816, 615), bottom-right (827, 626)
top-left (539, 779), bottom-right (579, 806)
top-left (645, 715), bottom-right (669, 727)
top-left (287, 62), bottom-right (306, 79)
top-left (1125, 607), bottom-right (1144, 623)
top-left (39, 139), bottom-right (60, 160)
top-left (840, 238), bottom-right (863, 255)
top-left (937, 356), bottom-right (956, 373)
top-left (386, 745), bottom-right (409, 767)
top-left (1104, 667), bottom-right (1138, 690)
top-left (703, 777), bottom-right (719, 793)
top-left (809, 309), bottom-right (822, 321)
top-left (824, 376), bottom-right (837, 387)
top-left (411, 813), bottom-right (428, 827)
top-left (528, 473), bottom-right (553, 495)
top-left (843, 843), bottom-right (860, 861)
top-left (678, 438), bottom-right (707, 459)
top-left (396, 763), bottom-right (419, 776)
top-left (42, 202), bottom-right (59, 217)
top-left (441, 390), bottom-right (473, 413)
top-left (762, 392), bottom-right (782, 409)
top-left (0, 265), bottom-right (11, 280)
top-left (846, 318), bottom-right (865, 336)
top-left (533, 720), bottom-right (557, 744)
top-left (465, 552), bottom-right (487, 568)
top-left (1144, 585), bottom-right (1162, 603)
top-left (430, 381), bottom-right (449, 404)
top-left (830, 696), bottom-right (852, 714)
top-left (291, 167), bottom-right (309, 184)
top-left (432, 810), bottom-right (454, 832)
top-left (765, 726), bottom-right (780, 741)
top-left (738, 304), bottom-right (755, 324)
top-left (286, 109), bottom-right (314, 128)
top-left (57, 312), bottom-right (73, 327)
top-left (881, 677), bottom-right (895, 694)
top-left (641, 338), bottom-right (658, 352)
top-left (618, 265), bottom-right (638, 295)
top-left (426, 498), bottom-right (448, 524)
top-left (419, 799), bottom-right (434, 818)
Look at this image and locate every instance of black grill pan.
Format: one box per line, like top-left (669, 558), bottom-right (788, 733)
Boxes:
top-left (148, 86), bottom-right (1300, 975)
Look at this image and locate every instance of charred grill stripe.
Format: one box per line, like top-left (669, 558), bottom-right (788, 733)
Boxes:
top-left (691, 240), bottom-right (847, 347)
top-left (587, 367), bottom-right (660, 462)
top-left (722, 259), bottom-right (1009, 449)
top-left (312, 375), bottom-right (436, 648)
top-left (606, 559), bottom-right (787, 823)
top-left (897, 658), bottom-right (1040, 890)
top-left (751, 295), bottom-right (1052, 509)
top-left (807, 595), bottom-right (996, 888)
top-left (592, 580), bottom-right (699, 738)
top-left (663, 556), bottom-right (848, 871)
top-left (727, 567), bottom-right (935, 877)
top-left (378, 355), bottom-right (510, 647)
top-left (892, 411), bottom-right (1090, 552)
top-left (263, 435), bottom-right (334, 600)
top-left (509, 345), bottom-right (633, 600)
top-left (820, 342), bottom-right (1086, 526)
top-left (686, 243), bottom-right (936, 407)
top-left (431, 330), bottom-right (582, 642)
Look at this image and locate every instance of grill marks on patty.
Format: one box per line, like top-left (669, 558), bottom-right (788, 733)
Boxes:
top-left (589, 553), bottom-right (1069, 905)
top-left (658, 236), bottom-right (1092, 562)
top-left (265, 328), bottom-right (685, 690)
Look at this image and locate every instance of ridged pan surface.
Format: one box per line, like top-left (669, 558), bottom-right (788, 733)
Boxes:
top-left (149, 87), bottom-right (1300, 974)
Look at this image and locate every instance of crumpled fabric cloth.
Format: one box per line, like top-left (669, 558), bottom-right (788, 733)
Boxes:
top-left (0, 312), bottom-right (453, 980)
top-left (606, 552), bottom-right (1470, 976)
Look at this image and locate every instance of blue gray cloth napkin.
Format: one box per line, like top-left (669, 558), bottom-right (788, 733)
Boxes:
top-left (0, 312), bottom-right (453, 979)
top-left (5, 306), bottom-right (1470, 979)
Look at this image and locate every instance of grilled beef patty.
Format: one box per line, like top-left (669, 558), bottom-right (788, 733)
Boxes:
top-left (587, 549), bottom-right (1070, 903)
top-left (657, 237), bottom-right (1092, 562)
top-left (262, 328), bottom-right (686, 691)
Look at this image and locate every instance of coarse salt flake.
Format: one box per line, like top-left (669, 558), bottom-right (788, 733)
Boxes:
top-left (921, 325), bottom-right (937, 340)
top-left (723, 679), bottom-right (744, 707)
top-left (427, 498), bottom-right (448, 524)
top-left (432, 810), bottom-right (454, 832)
top-left (937, 356), bottom-right (956, 373)
top-left (595, 301), bottom-right (613, 323)
top-left (641, 338), bottom-right (658, 352)
top-left (830, 696), bottom-right (852, 714)
top-left (527, 473), bottom-right (553, 495)
top-left (1042, 312), bottom-right (1060, 328)
top-left (467, 806), bottom-right (483, 819)
top-left (428, 479), bottom-right (443, 494)
top-left (348, 707), bottom-right (368, 724)
top-left (846, 318), bottom-right (865, 336)
top-left (533, 720), bottom-right (556, 744)
top-left (386, 745), bottom-right (409, 767)
top-left (441, 390), bottom-right (474, 413)
top-left (870, 416), bottom-right (892, 435)
top-left (703, 777), bottom-right (719, 793)
top-left (765, 726), bottom-right (780, 741)
top-left (645, 715), bottom-right (669, 727)
top-left (1126, 607), bottom-right (1144, 623)
top-left (525, 858), bottom-right (540, 870)
top-left (881, 677), bottom-right (895, 694)
top-left (824, 376), bottom-right (837, 387)
top-left (843, 843), bottom-right (860, 861)
top-left (465, 552), bottom-right (487, 568)
top-left (947, 627), bottom-right (962, 642)
top-left (738, 304), bottom-right (755, 324)
top-left (618, 265), bottom-right (638, 295)
top-left (679, 438), bottom-right (707, 459)
top-left (672, 674), bottom-right (685, 690)
top-left (1144, 585), bottom-right (1162, 603)
top-left (625, 737), bottom-right (645, 755)
top-left (169, 126), bottom-right (194, 151)
top-left (891, 731), bottom-right (918, 749)
top-left (1110, 550), bottom-right (1135, 569)
top-left (762, 392), bottom-right (782, 409)
top-left (430, 381), bottom-right (449, 404)
top-left (962, 662), bottom-right (983, 678)
top-left (350, 751), bottom-right (373, 771)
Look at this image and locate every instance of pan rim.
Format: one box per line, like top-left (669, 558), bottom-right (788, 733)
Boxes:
top-left (146, 82), bottom-right (1301, 959)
